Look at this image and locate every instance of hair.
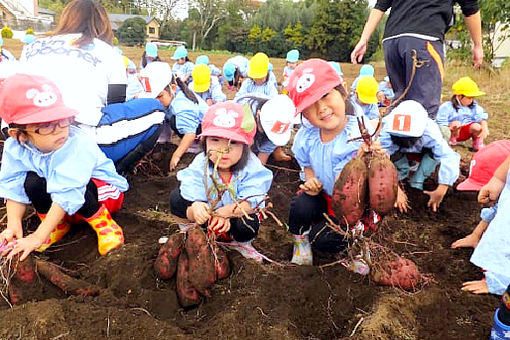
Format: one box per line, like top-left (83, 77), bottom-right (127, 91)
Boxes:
top-left (250, 72), bottom-right (270, 85)
top-left (162, 73), bottom-right (198, 104)
top-left (228, 68), bottom-right (243, 89)
top-left (53, 0), bottom-right (113, 47)
top-left (390, 135), bottom-right (420, 149)
top-left (8, 123), bottom-right (29, 141)
top-left (241, 95), bottom-right (270, 140)
top-left (141, 51), bottom-right (161, 68)
top-left (450, 94), bottom-right (475, 111)
top-left (201, 138), bottom-right (251, 172)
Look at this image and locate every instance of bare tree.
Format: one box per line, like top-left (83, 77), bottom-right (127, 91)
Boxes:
top-left (144, 0), bottom-right (186, 28)
top-left (189, 0), bottom-right (227, 49)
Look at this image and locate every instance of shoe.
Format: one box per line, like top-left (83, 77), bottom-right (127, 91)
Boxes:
top-left (472, 137), bottom-right (484, 152)
top-left (449, 136), bottom-right (457, 146)
top-left (35, 213), bottom-right (71, 252)
top-left (83, 205), bottom-right (124, 256)
top-left (491, 308), bottom-right (510, 340)
top-left (228, 240), bottom-right (263, 263)
top-left (291, 232), bottom-right (313, 265)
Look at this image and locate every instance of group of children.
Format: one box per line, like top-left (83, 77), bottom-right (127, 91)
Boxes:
top-left (0, 4), bottom-right (507, 335)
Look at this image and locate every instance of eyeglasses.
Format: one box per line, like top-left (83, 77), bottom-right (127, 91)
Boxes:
top-left (24, 117), bottom-right (74, 135)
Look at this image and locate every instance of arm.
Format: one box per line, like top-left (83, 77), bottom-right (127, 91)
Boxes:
top-left (0, 200), bottom-right (26, 244)
top-left (478, 156), bottom-right (510, 205)
top-left (170, 133), bottom-right (196, 171)
top-left (464, 11), bottom-right (483, 68)
top-left (351, 9), bottom-right (386, 64)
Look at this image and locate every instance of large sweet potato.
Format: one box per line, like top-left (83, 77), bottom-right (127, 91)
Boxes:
top-left (176, 251), bottom-right (203, 308)
top-left (371, 257), bottom-right (424, 290)
top-left (214, 247), bottom-right (230, 280)
top-left (332, 157), bottom-right (368, 226)
top-left (6, 255), bottom-right (36, 305)
top-left (185, 228), bottom-right (216, 294)
top-left (154, 233), bottom-right (184, 280)
top-left (368, 154), bottom-right (398, 215)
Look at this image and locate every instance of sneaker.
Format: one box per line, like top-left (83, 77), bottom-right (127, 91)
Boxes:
top-left (228, 240), bottom-right (264, 263)
top-left (472, 137), bottom-right (484, 152)
top-left (291, 233), bottom-right (313, 265)
top-left (449, 136), bottom-right (458, 146)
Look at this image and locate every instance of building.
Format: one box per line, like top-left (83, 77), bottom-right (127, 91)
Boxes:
top-left (108, 14), bottom-right (160, 41)
top-left (0, 0), bottom-right (54, 31)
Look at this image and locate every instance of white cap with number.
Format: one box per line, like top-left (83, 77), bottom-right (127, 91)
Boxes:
top-left (384, 100), bottom-right (428, 137)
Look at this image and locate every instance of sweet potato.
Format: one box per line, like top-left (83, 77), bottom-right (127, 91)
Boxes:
top-left (368, 154), bottom-right (398, 215)
top-left (185, 228), bottom-right (216, 294)
top-left (176, 251), bottom-right (203, 308)
top-left (332, 157), bottom-right (368, 225)
top-left (154, 233), bottom-right (184, 279)
top-left (214, 247), bottom-right (230, 280)
top-left (371, 256), bottom-right (424, 290)
top-left (7, 255), bottom-right (36, 305)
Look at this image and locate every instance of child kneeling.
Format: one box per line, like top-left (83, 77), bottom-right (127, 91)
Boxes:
top-left (170, 102), bottom-right (273, 262)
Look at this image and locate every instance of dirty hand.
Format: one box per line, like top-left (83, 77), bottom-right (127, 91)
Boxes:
top-left (7, 234), bottom-right (45, 261)
top-left (191, 202), bottom-right (211, 225)
top-left (0, 223), bottom-right (22, 244)
top-left (208, 216), bottom-right (231, 234)
top-left (395, 186), bottom-right (409, 213)
top-left (423, 185), bottom-right (448, 212)
top-left (461, 280), bottom-right (488, 294)
top-left (351, 39), bottom-right (367, 64)
top-left (478, 179), bottom-right (504, 206)
top-left (169, 154), bottom-right (181, 171)
top-left (299, 177), bottom-right (323, 196)
top-left (451, 233), bottom-right (480, 249)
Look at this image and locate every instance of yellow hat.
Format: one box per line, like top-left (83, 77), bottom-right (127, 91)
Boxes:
top-left (192, 64), bottom-right (211, 93)
top-left (452, 77), bottom-right (485, 97)
top-left (356, 76), bottom-right (378, 104)
top-left (122, 56), bottom-right (130, 68)
top-left (248, 52), bottom-right (269, 79)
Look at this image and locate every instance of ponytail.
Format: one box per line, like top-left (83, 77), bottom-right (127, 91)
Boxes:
top-left (173, 74), bottom-right (198, 104)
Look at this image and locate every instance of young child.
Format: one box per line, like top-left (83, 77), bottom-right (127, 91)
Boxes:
top-left (234, 53), bottom-right (278, 100)
top-left (436, 76), bottom-right (489, 151)
top-left (170, 101), bottom-right (273, 262)
top-left (171, 45), bottom-right (194, 84)
top-left (377, 76), bottom-right (394, 107)
top-left (378, 100), bottom-right (461, 212)
top-left (352, 76), bottom-right (380, 120)
top-left (285, 59), bottom-right (379, 265)
top-left (222, 56), bottom-right (249, 91)
top-left (125, 58), bottom-right (143, 101)
top-left (140, 42), bottom-right (160, 70)
top-left (282, 49), bottom-right (299, 89)
top-left (189, 64), bottom-right (226, 105)
top-left (0, 74), bottom-right (128, 260)
top-left (195, 55), bottom-right (222, 85)
top-left (350, 64), bottom-right (374, 91)
top-left (139, 61), bottom-right (208, 170)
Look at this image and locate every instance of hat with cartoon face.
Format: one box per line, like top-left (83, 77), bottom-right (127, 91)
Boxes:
top-left (384, 100), bottom-right (428, 137)
top-left (0, 73), bottom-right (78, 125)
top-left (200, 101), bottom-right (256, 145)
top-left (286, 58), bottom-right (343, 115)
top-left (260, 94), bottom-right (296, 146)
top-left (138, 62), bottom-right (172, 99)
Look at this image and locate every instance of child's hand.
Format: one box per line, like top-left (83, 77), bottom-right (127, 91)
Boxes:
top-left (451, 233), bottom-right (481, 249)
top-left (395, 185), bottom-right (409, 213)
top-left (169, 154), bottom-right (181, 171)
top-left (461, 280), bottom-right (489, 294)
top-left (208, 216), bottom-right (231, 234)
top-left (478, 179), bottom-right (504, 206)
top-left (7, 234), bottom-right (45, 261)
top-left (299, 177), bottom-right (323, 196)
top-left (191, 202), bottom-right (211, 225)
top-left (0, 223), bottom-right (22, 244)
top-left (423, 184), bottom-right (449, 212)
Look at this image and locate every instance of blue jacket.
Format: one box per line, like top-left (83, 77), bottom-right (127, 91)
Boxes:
top-left (436, 101), bottom-right (488, 126)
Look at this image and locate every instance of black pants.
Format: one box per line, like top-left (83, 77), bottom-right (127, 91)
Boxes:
top-left (288, 192), bottom-right (347, 253)
top-left (170, 188), bottom-right (259, 242)
top-left (24, 172), bottom-right (99, 218)
top-left (169, 115), bottom-right (201, 139)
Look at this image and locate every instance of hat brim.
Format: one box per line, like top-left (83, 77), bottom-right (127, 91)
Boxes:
top-left (357, 93), bottom-right (378, 105)
top-left (247, 70), bottom-right (267, 79)
top-left (193, 82), bottom-right (210, 93)
top-left (287, 58), bottom-right (298, 63)
top-left (199, 128), bottom-right (251, 146)
top-left (14, 104), bottom-right (78, 125)
top-left (456, 178), bottom-right (483, 191)
top-left (465, 90), bottom-right (486, 97)
top-left (224, 74), bottom-right (234, 82)
top-left (295, 81), bottom-right (342, 114)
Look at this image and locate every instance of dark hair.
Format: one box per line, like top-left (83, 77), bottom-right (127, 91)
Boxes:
top-left (53, 0), bottom-right (113, 47)
top-left (241, 95), bottom-right (270, 140)
top-left (8, 123), bottom-right (28, 141)
top-left (167, 73), bottom-right (198, 104)
top-left (250, 72), bottom-right (270, 85)
top-left (141, 51), bottom-right (161, 69)
top-left (334, 84), bottom-right (355, 116)
top-left (201, 138), bottom-right (251, 172)
top-left (228, 68), bottom-right (243, 88)
top-left (390, 135), bottom-right (420, 148)
top-left (450, 94), bottom-right (475, 110)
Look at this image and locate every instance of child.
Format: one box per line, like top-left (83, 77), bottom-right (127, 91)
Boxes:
top-left (0, 74), bottom-right (128, 259)
top-left (378, 100), bottom-right (461, 212)
top-left (377, 76), bottom-right (394, 107)
top-left (234, 53), bottom-right (277, 100)
top-left (282, 49), bottom-right (299, 89)
top-left (491, 286), bottom-right (510, 339)
top-left (351, 76), bottom-right (380, 120)
top-left (140, 42), bottom-right (160, 70)
top-left (139, 61), bottom-right (208, 170)
top-left (125, 58), bottom-right (143, 101)
top-left (436, 76), bottom-right (488, 151)
top-left (170, 101), bottom-right (273, 262)
top-left (189, 64), bottom-right (226, 105)
top-left (0, 37), bottom-right (16, 62)
top-left (171, 45), bottom-right (194, 84)
top-left (285, 59), bottom-right (380, 265)
top-left (350, 64), bottom-right (374, 91)
top-left (222, 56), bottom-right (249, 91)
top-left (196, 55), bottom-right (222, 84)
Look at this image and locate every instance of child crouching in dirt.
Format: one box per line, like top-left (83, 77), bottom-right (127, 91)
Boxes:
top-left (285, 59), bottom-right (385, 266)
top-left (378, 100), bottom-right (460, 212)
top-left (0, 74), bottom-right (128, 260)
top-left (170, 102), bottom-right (273, 263)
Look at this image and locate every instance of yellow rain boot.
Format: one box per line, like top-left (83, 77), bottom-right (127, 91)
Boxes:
top-left (83, 205), bottom-right (124, 256)
top-left (36, 213), bottom-right (71, 252)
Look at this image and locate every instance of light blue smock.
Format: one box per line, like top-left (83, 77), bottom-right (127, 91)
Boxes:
top-left (351, 94), bottom-right (380, 120)
top-left (168, 90), bottom-right (209, 135)
top-left (378, 81), bottom-right (395, 100)
top-left (234, 77), bottom-right (278, 101)
top-left (226, 56), bottom-right (249, 77)
top-left (379, 119), bottom-right (460, 186)
top-left (481, 204), bottom-right (498, 223)
top-left (209, 64), bottom-right (221, 76)
top-left (436, 101), bottom-right (488, 127)
top-left (126, 73), bottom-right (143, 101)
top-left (189, 77), bottom-right (226, 104)
top-left (172, 61), bottom-right (194, 80)
top-left (0, 126), bottom-right (128, 215)
top-left (177, 152), bottom-right (273, 209)
top-left (282, 66), bottom-right (295, 87)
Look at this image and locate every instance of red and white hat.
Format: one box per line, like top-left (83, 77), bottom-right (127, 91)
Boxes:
top-left (259, 94), bottom-right (296, 146)
top-left (0, 73), bottom-right (78, 125)
top-left (457, 140), bottom-right (510, 191)
top-left (286, 58), bottom-right (343, 115)
top-left (200, 101), bottom-right (256, 145)
top-left (384, 100), bottom-right (428, 137)
top-left (138, 62), bottom-right (172, 99)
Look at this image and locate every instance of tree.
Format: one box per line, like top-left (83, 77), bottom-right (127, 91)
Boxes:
top-left (284, 22), bottom-right (304, 49)
top-left (117, 17), bottom-right (146, 46)
top-left (188, 0), bottom-right (227, 49)
top-left (215, 0), bottom-right (257, 51)
top-left (145, 0), bottom-right (185, 30)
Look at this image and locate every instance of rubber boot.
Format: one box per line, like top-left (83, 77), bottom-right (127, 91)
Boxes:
top-left (83, 205), bottom-right (124, 255)
top-left (410, 153), bottom-right (438, 190)
top-left (35, 213), bottom-right (71, 252)
top-left (491, 309), bottom-right (510, 339)
top-left (291, 232), bottom-right (313, 265)
top-left (228, 240), bottom-right (263, 263)
top-left (473, 136), bottom-right (484, 152)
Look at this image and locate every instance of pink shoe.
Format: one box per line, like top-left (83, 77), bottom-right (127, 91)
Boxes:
top-left (449, 136), bottom-right (457, 146)
top-left (227, 85), bottom-right (234, 91)
top-left (472, 137), bottom-right (484, 151)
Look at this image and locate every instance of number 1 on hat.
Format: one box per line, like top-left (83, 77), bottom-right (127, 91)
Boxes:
top-left (393, 114), bottom-right (411, 132)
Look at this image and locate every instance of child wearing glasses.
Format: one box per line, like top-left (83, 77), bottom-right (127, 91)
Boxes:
top-left (0, 74), bottom-right (128, 260)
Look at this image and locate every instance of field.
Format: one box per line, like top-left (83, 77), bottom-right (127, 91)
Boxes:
top-left (0, 38), bottom-right (509, 339)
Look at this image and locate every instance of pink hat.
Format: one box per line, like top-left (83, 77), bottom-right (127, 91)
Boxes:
top-left (0, 73), bottom-right (77, 125)
top-left (457, 140), bottom-right (510, 191)
top-left (286, 58), bottom-right (343, 115)
top-left (199, 101), bottom-right (256, 145)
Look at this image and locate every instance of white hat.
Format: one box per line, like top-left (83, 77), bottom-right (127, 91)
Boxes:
top-left (259, 95), bottom-right (296, 146)
top-left (384, 100), bottom-right (428, 137)
top-left (138, 62), bottom-right (172, 99)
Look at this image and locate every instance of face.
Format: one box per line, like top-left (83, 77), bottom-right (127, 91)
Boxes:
top-left (14, 118), bottom-right (72, 153)
top-left (157, 87), bottom-right (174, 108)
top-left (252, 76), bottom-right (267, 86)
top-left (302, 89), bottom-right (347, 132)
top-left (457, 94), bottom-right (474, 106)
top-left (288, 62), bottom-right (297, 69)
top-left (177, 57), bottom-right (186, 65)
top-left (206, 137), bottom-right (244, 171)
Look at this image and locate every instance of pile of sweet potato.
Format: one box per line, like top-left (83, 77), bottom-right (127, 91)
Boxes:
top-left (154, 227), bottom-right (230, 308)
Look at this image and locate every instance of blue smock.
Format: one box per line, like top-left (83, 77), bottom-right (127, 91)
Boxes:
top-left (168, 90), bottom-right (209, 135)
top-left (436, 100), bottom-right (488, 127)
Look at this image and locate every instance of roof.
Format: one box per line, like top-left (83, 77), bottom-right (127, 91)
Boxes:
top-left (108, 14), bottom-right (158, 30)
top-left (38, 8), bottom-right (55, 15)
